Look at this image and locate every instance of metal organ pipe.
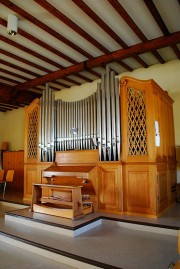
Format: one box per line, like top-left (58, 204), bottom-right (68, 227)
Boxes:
top-left (39, 84), bottom-right (55, 162)
top-left (39, 67), bottom-right (121, 162)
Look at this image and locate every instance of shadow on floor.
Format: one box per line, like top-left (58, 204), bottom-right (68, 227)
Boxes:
top-left (0, 186), bottom-right (24, 204)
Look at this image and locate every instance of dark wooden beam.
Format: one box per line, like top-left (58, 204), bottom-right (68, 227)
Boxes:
top-left (171, 45), bottom-right (180, 59)
top-left (0, 18), bottom-right (99, 81)
top-left (0, 59), bottom-right (80, 88)
top-left (6, 31), bottom-right (179, 92)
top-left (0, 75), bottom-right (20, 84)
top-left (0, 0), bottom-right (92, 58)
top-left (34, 0), bottom-right (110, 54)
top-left (88, 31), bottom-right (180, 68)
top-left (0, 68), bottom-right (29, 81)
top-left (73, 0), bottom-right (128, 48)
top-left (0, 108), bottom-right (8, 112)
top-left (0, 77), bottom-right (43, 92)
top-left (143, 0), bottom-right (169, 35)
top-left (12, 63), bottom-right (85, 91)
top-left (1, 59), bottom-right (38, 78)
top-left (0, 86), bottom-right (41, 106)
top-left (0, 105), bottom-right (13, 111)
top-left (143, 0), bottom-right (180, 59)
top-left (117, 61), bottom-right (133, 72)
top-left (0, 49), bottom-right (85, 87)
top-left (0, 35), bottom-right (64, 70)
top-left (0, 103), bottom-right (19, 109)
top-left (1, 49), bottom-right (50, 73)
top-left (0, 18), bottom-right (77, 65)
top-left (73, 0), bottom-right (148, 68)
top-left (108, 0), bottom-right (164, 64)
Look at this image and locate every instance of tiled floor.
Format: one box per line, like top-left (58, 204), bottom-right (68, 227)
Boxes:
top-left (0, 202), bottom-right (179, 269)
top-left (0, 241), bottom-right (76, 269)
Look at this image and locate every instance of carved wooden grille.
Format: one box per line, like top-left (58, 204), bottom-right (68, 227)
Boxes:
top-left (27, 106), bottom-right (39, 158)
top-left (127, 87), bottom-right (147, 155)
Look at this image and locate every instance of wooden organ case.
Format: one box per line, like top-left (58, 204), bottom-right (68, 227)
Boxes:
top-left (24, 76), bottom-right (177, 218)
top-left (120, 77), bottom-right (176, 215)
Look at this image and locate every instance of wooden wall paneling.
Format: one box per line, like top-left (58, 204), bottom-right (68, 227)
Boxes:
top-left (98, 163), bottom-right (122, 212)
top-left (3, 151), bottom-right (24, 189)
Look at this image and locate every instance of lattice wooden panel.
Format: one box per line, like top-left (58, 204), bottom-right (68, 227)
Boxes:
top-left (127, 87), bottom-right (147, 156)
top-left (27, 106), bottom-right (39, 158)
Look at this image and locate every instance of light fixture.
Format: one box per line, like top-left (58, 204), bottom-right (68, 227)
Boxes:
top-left (7, 14), bottom-right (18, 36)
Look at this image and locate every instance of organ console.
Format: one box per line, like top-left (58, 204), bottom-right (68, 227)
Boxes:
top-left (31, 150), bottom-right (98, 219)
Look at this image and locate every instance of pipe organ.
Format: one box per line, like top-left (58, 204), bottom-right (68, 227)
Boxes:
top-left (39, 66), bottom-right (120, 162)
top-left (24, 76), bottom-right (176, 218)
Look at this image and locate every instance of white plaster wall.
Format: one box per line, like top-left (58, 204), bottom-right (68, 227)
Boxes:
top-left (0, 107), bottom-right (25, 151)
top-left (0, 59), bottom-right (180, 149)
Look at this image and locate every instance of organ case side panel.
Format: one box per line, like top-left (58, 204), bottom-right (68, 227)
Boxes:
top-left (123, 164), bottom-right (157, 216)
top-left (98, 163), bottom-right (122, 212)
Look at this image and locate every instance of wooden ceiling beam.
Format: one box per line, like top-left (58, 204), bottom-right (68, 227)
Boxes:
top-left (0, 35), bottom-right (64, 70)
top-left (1, 0), bottom-right (148, 71)
top-left (0, 48), bottom-right (85, 87)
top-left (117, 61), bottom-right (133, 72)
top-left (0, 61), bottom-right (66, 89)
top-left (0, 108), bottom-right (8, 112)
top-left (73, 0), bottom-right (128, 48)
top-left (0, 58), bottom-right (82, 89)
top-left (88, 31), bottom-right (180, 68)
top-left (108, 0), bottom-right (164, 64)
top-left (34, 0), bottom-right (110, 54)
top-left (0, 76), bottom-right (43, 92)
top-left (1, 59), bottom-right (38, 78)
top-left (1, 49), bottom-right (50, 73)
top-left (0, 103), bottom-right (19, 109)
top-left (143, 0), bottom-right (180, 59)
top-left (143, 0), bottom-right (169, 35)
top-left (73, 0), bottom-right (133, 72)
top-left (0, 75), bottom-right (21, 84)
top-left (73, 0), bottom-right (147, 68)
top-left (6, 31), bottom-right (180, 92)
top-left (0, 86), bottom-right (41, 106)
top-left (0, 105), bottom-right (13, 111)
top-left (0, 17), bottom-right (77, 65)
top-left (0, 68), bottom-right (30, 81)
top-left (0, 18), bottom-right (99, 81)
top-left (0, 0), bottom-right (92, 58)
top-left (171, 45), bottom-right (180, 59)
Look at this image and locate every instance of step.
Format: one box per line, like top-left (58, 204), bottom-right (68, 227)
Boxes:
top-left (0, 203), bottom-right (179, 269)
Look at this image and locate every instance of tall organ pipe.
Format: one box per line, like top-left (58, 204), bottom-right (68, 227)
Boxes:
top-left (39, 67), bottom-right (120, 161)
